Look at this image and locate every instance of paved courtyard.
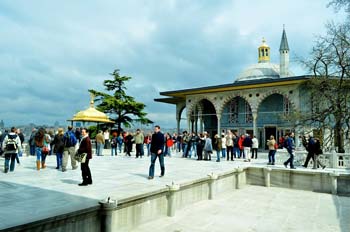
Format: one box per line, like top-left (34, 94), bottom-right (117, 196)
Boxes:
top-left (0, 150), bottom-right (349, 231)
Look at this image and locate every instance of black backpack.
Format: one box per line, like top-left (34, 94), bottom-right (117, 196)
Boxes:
top-left (5, 134), bottom-right (18, 151)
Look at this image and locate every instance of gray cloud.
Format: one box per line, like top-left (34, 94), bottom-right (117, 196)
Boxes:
top-left (0, 0), bottom-right (345, 128)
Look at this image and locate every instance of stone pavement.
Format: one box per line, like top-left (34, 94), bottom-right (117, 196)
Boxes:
top-left (131, 185), bottom-right (350, 232)
top-left (0, 150), bottom-right (349, 231)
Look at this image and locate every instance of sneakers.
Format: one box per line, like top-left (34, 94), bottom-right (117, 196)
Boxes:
top-left (283, 163), bottom-right (287, 168)
top-left (148, 176), bottom-right (154, 180)
top-left (78, 182), bottom-right (88, 186)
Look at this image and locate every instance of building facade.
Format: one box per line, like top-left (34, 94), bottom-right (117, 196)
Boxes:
top-left (155, 29), bottom-right (314, 149)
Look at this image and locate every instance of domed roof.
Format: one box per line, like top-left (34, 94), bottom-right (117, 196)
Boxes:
top-left (71, 106), bottom-right (114, 123)
top-left (235, 63), bottom-right (281, 82)
top-left (69, 94), bottom-right (114, 123)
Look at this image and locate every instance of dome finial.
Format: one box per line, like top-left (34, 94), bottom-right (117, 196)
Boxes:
top-left (258, 37), bottom-right (270, 63)
top-left (90, 92), bottom-right (95, 108)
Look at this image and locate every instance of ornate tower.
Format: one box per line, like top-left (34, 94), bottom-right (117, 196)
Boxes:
top-left (279, 26), bottom-right (290, 77)
top-left (258, 38), bottom-right (270, 63)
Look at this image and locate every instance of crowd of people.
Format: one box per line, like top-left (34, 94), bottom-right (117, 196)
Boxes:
top-left (0, 125), bottom-right (326, 182)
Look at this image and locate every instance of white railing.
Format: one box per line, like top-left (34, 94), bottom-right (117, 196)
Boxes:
top-left (274, 149), bottom-right (350, 169)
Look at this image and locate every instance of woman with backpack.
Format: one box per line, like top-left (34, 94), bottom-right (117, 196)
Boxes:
top-left (52, 128), bottom-right (65, 169)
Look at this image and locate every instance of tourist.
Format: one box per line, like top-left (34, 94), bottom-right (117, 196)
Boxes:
top-left (117, 133), bottom-right (124, 154)
top-left (176, 133), bottom-right (182, 152)
top-left (2, 127), bottom-right (21, 173)
top-left (165, 133), bottom-right (173, 157)
top-left (62, 126), bottom-right (78, 172)
top-left (225, 130), bottom-right (234, 161)
top-left (302, 134), bottom-right (314, 168)
top-left (251, 135), bottom-right (259, 159)
top-left (28, 128), bottom-right (37, 156)
top-left (148, 125), bottom-right (165, 179)
top-left (75, 127), bottom-right (82, 143)
top-left (266, 135), bottom-right (277, 165)
top-left (237, 134), bottom-right (244, 158)
top-left (188, 132), bottom-right (198, 158)
top-left (16, 128), bottom-right (24, 161)
top-left (313, 138), bottom-right (326, 169)
top-left (221, 133), bottom-right (226, 159)
top-left (95, 130), bottom-right (104, 156)
top-left (233, 131), bottom-right (240, 158)
top-left (196, 133), bottom-right (204, 160)
top-left (145, 133), bottom-right (152, 156)
top-left (134, 129), bottom-right (144, 158)
top-left (203, 132), bottom-right (213, 161)
top-left (283, 132), bottom-right (296, 169)
top-left (52, 128), bottom-right (65, 169)
top-left (34, 128), bottom-right (48, 170)
top-left (243, 134), bottom-right (252, 162)
top-left (103, 129), bottom-right (110, 149)
top-left (182, 131), bottom-right (189, 157)
top-left (214, 134), bottom-right (222, 162)
top-left (125, 132), bottom-right (133, 156)
top-left (77, 128), bottom-right (93, 186)
top-left (110, 132), bottom-right (118, 156)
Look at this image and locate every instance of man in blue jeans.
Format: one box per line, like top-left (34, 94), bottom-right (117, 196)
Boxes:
top-left (283, 132), bottom-right (296, 169)
top-left (148, 125), bottom-right (165, 179)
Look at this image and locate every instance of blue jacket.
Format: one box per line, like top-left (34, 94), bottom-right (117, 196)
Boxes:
top-left (286, 137), bottom-right (295, 153)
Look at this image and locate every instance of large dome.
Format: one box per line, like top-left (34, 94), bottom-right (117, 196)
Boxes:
top-left (235, 63), bottom-right (281, 82)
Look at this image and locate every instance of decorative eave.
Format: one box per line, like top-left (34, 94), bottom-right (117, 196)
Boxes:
top-left (157, 76), bottom-right (311, 99)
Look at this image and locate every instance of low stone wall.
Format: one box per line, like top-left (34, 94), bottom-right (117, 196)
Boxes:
top-left (4, 167), bottom-right (350, 232)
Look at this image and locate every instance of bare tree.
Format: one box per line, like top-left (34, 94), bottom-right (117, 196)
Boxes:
top-left (298, 22), bottom-right (350, 152)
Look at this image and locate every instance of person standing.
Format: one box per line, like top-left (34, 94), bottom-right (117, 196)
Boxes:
top-left (203, 133), bottom-right (213, 161)
top-left (34, 128), bottom-right (47, 170)
top-left (135, 129), bottom-right (144, 158)
top-left (110, 133), bottom-right (118, 156)
top-left (95, 130), bottom-right (105, 156)
top-left (28, 128), bottom-right (37, 156)
top-left (2, 127), bottom-right (21, 173)
top-left (145, 133), bottom-right (152, 156)
top-left (214, 134), bottom-right (222, 162)
top-left (77, 128), bottom-right (93, 186)
top-left (148, 125), bottom-right (165, 179)
top-left (196, 133), bottom-right (204, 160)
top-left (52, 128), bottom-right (65, 169)
top-left (283, 132), bottom-right (296, 169)
top-left (225, 131), bottom-right (234, 161)
top-left (221, 133), bottom-right (226, 159)
top-left (103, 129), bottom-right (110, 149)
top-left (251, 135), bottom-right (259, 159)
top-left (266, 135), bottom-right (277, 165)
top-left (243, 134), bottom-right (253, 162)
top-left (62, 126), bottom-right (78, 172)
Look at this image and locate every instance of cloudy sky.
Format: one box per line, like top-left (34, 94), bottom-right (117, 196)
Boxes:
top-left (0, 0), bottom-right (346, 129)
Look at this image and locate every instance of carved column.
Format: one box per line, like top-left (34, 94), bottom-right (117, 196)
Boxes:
top-left (217, 113), bottom-right (222, 136)
top-left (252, 110), bottom-right (258, 137)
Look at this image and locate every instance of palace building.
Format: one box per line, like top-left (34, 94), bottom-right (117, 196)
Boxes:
top-left (155, 28), bottom-right (313, 149)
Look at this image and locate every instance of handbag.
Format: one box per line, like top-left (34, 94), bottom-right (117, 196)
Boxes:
top-left (74, 152), bottom-right (87, 163)
top-left (42, 146), bottom-right (50, 155)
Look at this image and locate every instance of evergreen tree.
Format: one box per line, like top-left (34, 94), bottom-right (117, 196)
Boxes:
top-left (89, 69), bottom-right (153, 132)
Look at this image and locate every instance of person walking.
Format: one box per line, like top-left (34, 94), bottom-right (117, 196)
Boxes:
top-left (283, 132), bottom-right (296, 169)
top-left (266, 135), bottom-right (277, 165)
top-left (110, 133), bottom-right (118, 156)
top-left (148, 125), bottom-right (165, 179)
top-left (62, 126), bottom-right (78, 172)
top-left (28, 128), bottom-right (37, 156)
top-left (2, 127), bottom-right (21, 173)
top-left (77, 128), bottom-right (93, 186)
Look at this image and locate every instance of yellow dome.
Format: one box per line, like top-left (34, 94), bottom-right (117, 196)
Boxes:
top-left (69, 93), bottom-right (114, 123)
top-left (71, 107), bottom-right (114, 123)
